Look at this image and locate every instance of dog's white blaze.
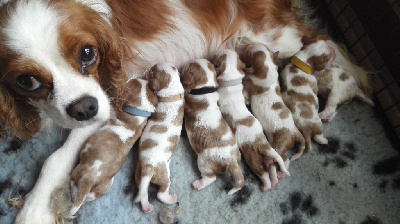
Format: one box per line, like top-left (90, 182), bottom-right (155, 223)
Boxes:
top-left (155, 64), bottom-right (184, 98)
top-left (102, 125), bottom-right (135, 143)
top-left (137, 79), bottom-right (156, 112)
top-left (91, 160), bottom-right (102, 170)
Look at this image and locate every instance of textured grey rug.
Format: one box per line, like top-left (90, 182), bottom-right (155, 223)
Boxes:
top-left (1, 102), bottom-right (400, 224)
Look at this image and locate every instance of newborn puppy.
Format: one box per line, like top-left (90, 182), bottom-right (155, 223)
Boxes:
top-left (213, 49), bottom-right (289, 190)
top-left (134, 64), bottom-right (184, 214)
top-left (181, 59), bottom-right (244, 195)
top-left (281, 40), bottom-right (331, 151)
top-left (315, 53), bottom-right (374, 122)
top-left (69, 78), bottom-right (158, 217)
top-left (242, 43), bottom-right (305, 186)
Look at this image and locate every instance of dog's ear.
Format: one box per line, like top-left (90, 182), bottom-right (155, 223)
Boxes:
top-left (213, 54), bottom-right (226, 77)
top-left (148, 78), bottom-right (160, 92)
top-left (181, 72), bottom-right (194, 88)
top-left (0, 85), bottom-right (41, 140)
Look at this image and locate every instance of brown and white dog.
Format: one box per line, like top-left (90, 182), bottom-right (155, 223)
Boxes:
top-left (280, 40), bottom-right (331, 151)
top-left (214, 49), bottom-right (290, 190)
top-left (314, 42), bottom-right (374, 122)
top-left (242, 43), bottom-right (305, 187)
top-left (134, 64), bottom-right (184, 214)
top-left (181, 59), bottom-right (244, 195)
top-left (0, 0), bottom-right (371, 222)
top-left (68, 78), bottom-right (158, 217)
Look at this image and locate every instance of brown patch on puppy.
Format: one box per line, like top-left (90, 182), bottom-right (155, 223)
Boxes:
top-left (289, 65), bottom-right (299, 73)
top-left (272, 102), bottom-right (284, 110)
top-left (243, 78), bottom-right (269, 95)
top-left (247, 51), bottom-right (268, 80)
top-left (181, 62), bottom-right (209, 90)
top-left (339, 73), bottom-right (349, 81)
top-left (149, 125), bottom-right (168, 133)
top-left (291, 76), bottom-right (309, 87)
top-left (213, 54), bottom-right (227, 75)
top-left (307, 54), bottom-right (330, 72)
top-left (315, 68), bottom-right (333, 86)
top-left (279, 107), bottom-right (291, 119)
top-left (151, 112), bottom-right (167, 122)
top-left (139, 139), bottom-right (158, 151)
top-left (168, 135), bottom-right (180, 151)
top-left (286, 90), bottom-right (317, 107)
top-left (298, 102), bottom-right (313, 119)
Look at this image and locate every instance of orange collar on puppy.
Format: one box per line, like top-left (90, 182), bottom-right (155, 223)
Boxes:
top-left (158, 94), bottom-right (184, 102)
top-left (291, 56), bottom-right (313, 74)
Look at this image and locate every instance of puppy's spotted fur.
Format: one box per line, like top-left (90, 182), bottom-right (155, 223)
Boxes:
top-left (242, 43), bottom-right (305, 187)
top-left (69, 78), bottom-right (158, 217)
top-left (134, 64), bottom-right (184, 214)
top-left (181, 59), bottom-right (244, 195)
top-left (214, 49), bottom-right (289, 191)
top-left (281, 40), bottom-right (331, 151)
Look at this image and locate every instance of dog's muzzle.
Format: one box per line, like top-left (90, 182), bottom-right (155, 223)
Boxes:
top-left (66, 96), bottom-right (99, 121)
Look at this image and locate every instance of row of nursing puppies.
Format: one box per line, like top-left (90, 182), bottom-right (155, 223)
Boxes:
top-left (66, 39), bottom-right (374, 217)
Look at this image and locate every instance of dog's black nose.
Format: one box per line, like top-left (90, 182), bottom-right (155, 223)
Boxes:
top-left (66, 96), bottom-right (98, 121)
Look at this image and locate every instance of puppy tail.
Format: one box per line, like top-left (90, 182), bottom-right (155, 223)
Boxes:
top-left (68, 179), bottom-right (91, 218)
top-left (356, 88), bottom-right (375, 107)
top-left (261, 147), bottom-right (290, 177)
top-left (291, 132), bottom-right (306, 161)
top-left (227, 161), bottom-right (245, 195)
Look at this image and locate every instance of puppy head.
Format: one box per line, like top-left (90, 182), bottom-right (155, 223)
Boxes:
top-left (180, 59), bottom-right (217, 91)
top-left (123, 79), bottom-right (158, 112)
top-left (242, 44), bottom-right (279, 82)
top-left (0, 1), bottom-right (126, 137)
top-left (297, 39), bottom-right (336, 72)
top-left (212, 49), bottom-right (245, 82)
top-left (146, 63), bottom-right (183, 98)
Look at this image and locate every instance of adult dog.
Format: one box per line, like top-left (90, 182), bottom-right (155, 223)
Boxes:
top-left (0, 0), bottom-right (370, 223)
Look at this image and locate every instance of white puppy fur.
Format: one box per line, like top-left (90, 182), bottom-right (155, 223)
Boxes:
top-left (214, 49), bottom-right (290, 190)
top-left (134, 64), bottom-right (184, 213)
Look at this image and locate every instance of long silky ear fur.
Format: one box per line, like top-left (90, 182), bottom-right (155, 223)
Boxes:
top-left (91, 17), bottom-right (129, 110)
top-left (0, 85), bottom-right (41, 140)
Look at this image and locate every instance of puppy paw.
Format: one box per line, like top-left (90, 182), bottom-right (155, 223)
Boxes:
top-left (158, 192), bottom-right (178, 204)
top-left (192, 180), bottom-right (204, 190)
top-left (277, 171), bottom-right (287, 179)
top-left (260, 184), bottom-right (271, 192)
top-left (143, 204), bottom-right (154, 214)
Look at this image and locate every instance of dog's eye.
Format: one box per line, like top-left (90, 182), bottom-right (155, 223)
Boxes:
top-left (79, 46), bottom-right (97, 67)
top-left (16, 75), bottom-right (42, 91)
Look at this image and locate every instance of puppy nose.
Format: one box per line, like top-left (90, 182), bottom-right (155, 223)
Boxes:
top-left (66, 96), bottom-right (98, 121)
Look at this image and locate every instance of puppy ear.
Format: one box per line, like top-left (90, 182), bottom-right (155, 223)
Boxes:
top-left (181, 73), bottom-right (194, 88)
top-left (213, 55), bottom-right (226, 76)
top-left (148, 79), bottom-right (160, 92)
top-left (0, 85), bottom-right (41, 140)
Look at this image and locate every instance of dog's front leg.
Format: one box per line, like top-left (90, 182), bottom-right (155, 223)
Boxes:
top-left (15, 123), bottom-right (102, 224)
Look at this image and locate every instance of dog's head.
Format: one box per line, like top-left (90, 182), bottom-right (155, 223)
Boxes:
top-left (0, 1), bottom-right (126, 139)
top-left (297, 39), bottom-right (336, 72)
top-left (241, 44), bottom-right (279, 86)
top-left (146, 63), bottom-right (183, 98)
top-left (212, 49), bottom-right (245, 82)
top-left (180, 59), bottom-right (217, 91)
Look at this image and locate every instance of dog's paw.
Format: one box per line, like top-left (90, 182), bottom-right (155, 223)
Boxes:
top-left (192, 180), bottom-right (204, 190)
top-left (16, 196), bottom-right (54, 224)
top-left (277, 171), bottom-right (287, 179)
top-left (142, 203), bottom-right (154, 214)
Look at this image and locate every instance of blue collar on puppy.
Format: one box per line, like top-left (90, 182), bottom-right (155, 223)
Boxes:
top-left (189, 86), bottom-right (218, 95)
top-left (122, 106), bottom-right (152, 117)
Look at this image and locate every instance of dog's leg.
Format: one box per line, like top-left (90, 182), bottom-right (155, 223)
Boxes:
top-left (314, 134), bottom-right (328, 145)
top-left (268, 162), bottom-right (278, 189)
top-left (192, 175), bottom-right (217, 191)
top-left (134, 175), bottom-right (154, 214)
top-left (16, 124), bottom-right (102, 224)
top-left (277, 158), bottom-right (291, 179)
